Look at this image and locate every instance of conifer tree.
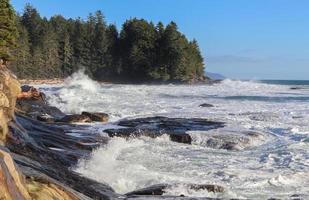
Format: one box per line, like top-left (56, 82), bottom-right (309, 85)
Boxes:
top-left (0, 0), bottom-right (18, 61)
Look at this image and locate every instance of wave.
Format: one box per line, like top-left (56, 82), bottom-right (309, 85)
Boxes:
top-left (38, 72), bottom-right (309, 198)
top-left (46, 69), bottom-right (102, 114)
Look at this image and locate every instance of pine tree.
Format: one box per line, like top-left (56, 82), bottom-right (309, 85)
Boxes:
top-left (71, 18), bottom-right (87, 72)
top-left (12, 18), bottom-right (31, 78)
top-left (60, 32), bottom-right (73, 77)
top-left (105, 24), bottom-right (120, 78)
top-left (0, 0), bottom-right (18, 61)
top-left (119, 18), bottom-right (157, 81)
top-left (92, 11), bottom-right (107, 79)
top-left (21, 4), bottom-right (43, 51)
top-left (11, 4), bottom-right (205, 82)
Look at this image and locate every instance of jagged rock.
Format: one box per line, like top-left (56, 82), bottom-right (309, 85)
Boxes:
top-left (82, 112), bottom-right (109, 122)
top-left (16, 98), bottom-right (65, 120)
top-left (126, 183), bottom-right (224, 197)
top-left (169, 133), bottom-right (192, 144)
top-left (105, 116), bottom-right (223, 144)
top-left (0, 147), bottom-right (31, 200)
top-left (7, 114), bottom-right (120, 200)
top-left (126, 184), bottom-right (168, 196)
top-left (0, 64), bottom-right (21, 142)
top-left (188, 184), bottom-right (224, 193)
top-left (199, 103), bottom-right (214, 108)
top-left (118, 116), bottom-right (224, 133)
top-left (191, 130), bottom-right (265, 151)
top-left (37, 114), bottom-right (55, 123)
top-left (19, 85), bottom-right (45, 102)
top-left (106, 128), bottom-right (162, 138)
top-left (58, 114), bottom-right (92, 123)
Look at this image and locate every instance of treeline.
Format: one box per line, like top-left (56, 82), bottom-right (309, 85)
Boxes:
top-left (11, 4), bottom-right (205, 82)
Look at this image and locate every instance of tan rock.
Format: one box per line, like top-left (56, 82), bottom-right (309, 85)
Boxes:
top-left (0, 65), bottom-right (21, 143)
top-left (0, 149), bottom-right (31, 200)
top-left (26, 179), bottom-right (78, 200)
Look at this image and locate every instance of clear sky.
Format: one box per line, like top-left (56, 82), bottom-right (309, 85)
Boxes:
top-left (11, 0), bottom-right (309, 80)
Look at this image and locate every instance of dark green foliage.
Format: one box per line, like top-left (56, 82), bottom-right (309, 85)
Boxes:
top-left (119, 18), bottom-right (157, 81)
top-left (11, 4), bottom-right (205, 82)
top-left (0, 0), bottom-right (18, 61)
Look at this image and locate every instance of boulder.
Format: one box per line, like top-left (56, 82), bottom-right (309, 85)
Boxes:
top-left (199, 103), bottom-right (214, 108)
top-left (188, 184), bottom-right (224, 193)
top-left (106, 117), bottom-right (224, 145)
top-left (81, 112), bottom-right (109, 122)
top-left (169, 133), bottom-right (192, 144)
top-left (105, 128), bottom-right (192, 144)
top-left (290, 87), bottom-right (303, 90)
top-left (19, 85), bottom-right (45, 102)
top-left (126, 183), bottom-right (224, 197)
top-left (58, 114), bottom-right (92, 123)
top-left (126, 184), bottom-right (168, 196)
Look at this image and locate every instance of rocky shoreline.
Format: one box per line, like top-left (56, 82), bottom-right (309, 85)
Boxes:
top-left (0, 61), bottom-right (223, 200)
top-left (0, 68), bottom-right (293, 200)
top-left (0, 68), bottom-right (228, 199)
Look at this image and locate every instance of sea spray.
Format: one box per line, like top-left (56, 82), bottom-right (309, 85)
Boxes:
top-left (40, 79), bottom-right (309, 198)
top-left (46, 69), bottom-right (102, 114)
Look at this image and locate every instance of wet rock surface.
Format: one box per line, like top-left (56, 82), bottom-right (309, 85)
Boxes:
top-left (105, 116), bottom-right (224, 144)
top-left (82, 112), bottom-right (109, 122)
top-left (17, 88), bottom-right (109, 124)
top-left (3, 83), bottom-right (271, 199)
top-left (126, 183), bottom-right (224, 197)
top-left (191, 130), bottom-right (265, 150)
top-left (7, 114), bottom-right (120, 200)
top-left (16, 97), bottom-right (65, 120)
top-left (58, 114), bottom-right (92, 123)
top-left (199, 103), bottom-right (214, 108)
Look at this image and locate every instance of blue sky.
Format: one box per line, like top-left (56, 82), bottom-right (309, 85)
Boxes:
top-left (11, 0), bottom-right (309, 80)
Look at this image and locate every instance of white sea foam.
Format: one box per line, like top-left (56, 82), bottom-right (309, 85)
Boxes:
top-left (40, 71), bottom-right (309, 198)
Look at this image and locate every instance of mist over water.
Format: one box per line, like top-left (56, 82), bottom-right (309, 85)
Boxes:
top-left (40, 71), bottom-right (309, 199)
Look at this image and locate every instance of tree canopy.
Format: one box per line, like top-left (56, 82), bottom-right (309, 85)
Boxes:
top-left (10, 4), bottom-right (206, 83)
top-left (0, 0), bottom-right (18, 61)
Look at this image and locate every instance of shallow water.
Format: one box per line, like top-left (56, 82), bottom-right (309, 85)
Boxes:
top-left (39, 71), bottom-right (309, 199)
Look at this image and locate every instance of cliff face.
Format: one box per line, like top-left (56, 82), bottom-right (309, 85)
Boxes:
top-left (0, 61), bottom-right (20, 143)
top-left (0, 61), bottom-right (79, 200)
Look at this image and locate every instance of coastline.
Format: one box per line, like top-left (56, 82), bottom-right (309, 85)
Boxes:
top-left (19, 78), bottom-right (64, 85)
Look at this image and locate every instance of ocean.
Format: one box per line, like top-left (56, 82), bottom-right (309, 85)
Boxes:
top-left (39, 71), bottom-right (309, 199)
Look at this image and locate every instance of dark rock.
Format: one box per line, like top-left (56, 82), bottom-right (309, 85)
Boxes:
top-left (21, 85), bottom-right (33, 92)
top-left (126, 183), bottom-right (224, 197)
top-left (16, 98), bottom-right (65, 120)
top-left (192, 130), bottom-right (265, 151)
top-left (170, 133), bottom-right (192, 144)
top-left (118, 116), bottom-right (224, 133)
top-left (126, 184), bottom-right (168, 196)
top-left (58, 114), bottom-right (92, 123)
top-left (106, 116), bottom-right (224, 145)
top-left (188, 184), bottom-right (224, 193)
top-left (37, 114), bottom-right (55, 123)
top-left (82, 112), bottom-right (109, 122)
top-left (289, 194), bottom-right (302, 200)
top-left (199, 103), bottom-right (214, 108)
top-left (7, 114), bottom-right (119, 200)
top-left (290, 87), bottom-right (303, 90)
top-left (105, 128), bottom-right (162, 138)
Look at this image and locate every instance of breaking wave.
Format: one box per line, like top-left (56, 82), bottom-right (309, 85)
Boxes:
top-left (38, 72), bottom-right (309, 198)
